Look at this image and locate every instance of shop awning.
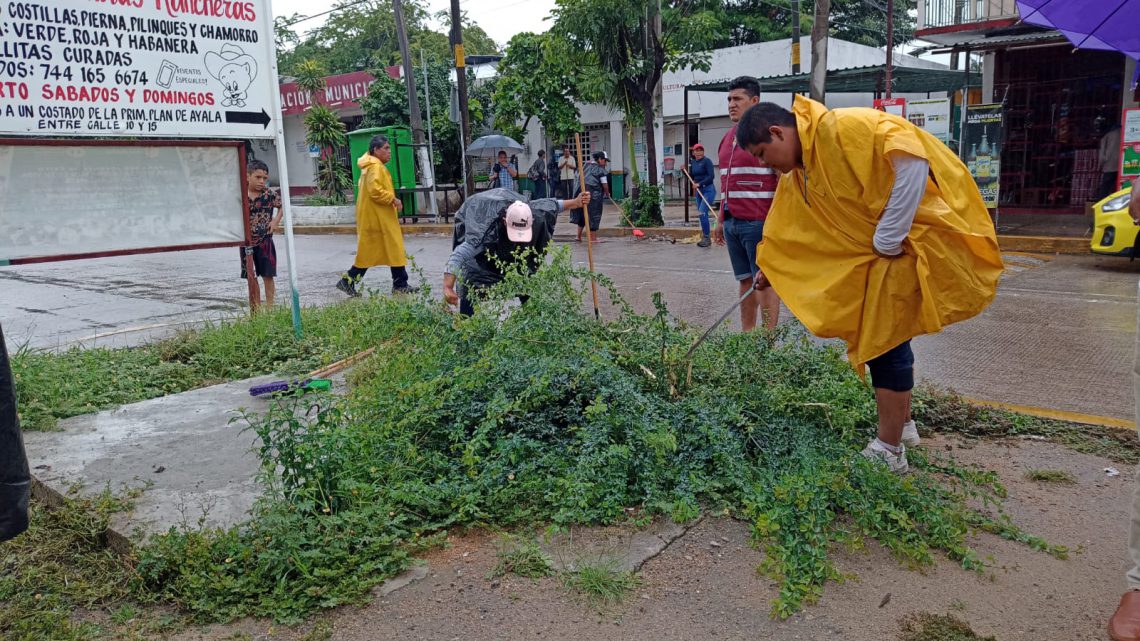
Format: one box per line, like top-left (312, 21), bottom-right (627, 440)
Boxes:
top-left (685, 64), bottom-right (979, 95)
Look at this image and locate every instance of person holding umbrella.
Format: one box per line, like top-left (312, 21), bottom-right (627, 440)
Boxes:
top-left (490, 151), bottom-right (518, 191)
top-left (571, 151), bottom-right (610, 243)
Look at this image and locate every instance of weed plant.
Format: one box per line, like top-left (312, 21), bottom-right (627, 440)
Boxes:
top-left (12, 249), bottom-right (1072, 626)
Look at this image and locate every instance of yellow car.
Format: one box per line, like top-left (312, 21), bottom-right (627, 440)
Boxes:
top-left (1092, 187), bottom-right (1136, 256)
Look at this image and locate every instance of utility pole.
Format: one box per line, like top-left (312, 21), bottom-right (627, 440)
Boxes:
top-left (791, 0), bottom-right (801, 74)
top-left (450, 0), bottom-right (474, 196)
top-left (393, 0), bottom-right (433, 216)
top-left (421, 49), bottom-right (439, 222)
top-left (809, 0), bottom-right (830, 101)
top-left (884, 0), bottom-right (894, 98)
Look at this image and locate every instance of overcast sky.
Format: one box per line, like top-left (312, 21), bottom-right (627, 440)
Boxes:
top-left (272, 0), bottom-right (559, 47)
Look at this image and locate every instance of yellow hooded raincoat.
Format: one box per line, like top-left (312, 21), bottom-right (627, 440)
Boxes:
top-left (354, 154), bottom-right (407, 268)
top-left (757, 96), bottom-right (1003, 372)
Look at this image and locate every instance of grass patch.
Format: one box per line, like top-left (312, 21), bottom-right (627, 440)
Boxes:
top-left (899, 613), bottom-right (995, 641)
top-left (914, 384), bottom-right (1140, 464)
top-left (492, 534), bottom-right (555, 579)
top-left (0, 491), bottom-right (184, 641)
top-left (561, 559), bottom-right (640, 610)
top-left (9, 250), bottom-right (1074, 624)
top-left (1024, 469), bottom-right (1077, 484)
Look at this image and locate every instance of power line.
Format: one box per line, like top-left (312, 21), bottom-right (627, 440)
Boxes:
top-left (281, 0), bottom-right (374, 28)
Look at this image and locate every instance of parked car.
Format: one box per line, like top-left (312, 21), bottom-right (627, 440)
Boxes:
top-left (1091, 186), bottom-right (1136, 257)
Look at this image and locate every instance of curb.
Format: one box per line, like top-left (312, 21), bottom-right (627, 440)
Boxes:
top-left (963, 397), bottom-right (1134, 431)
top-left (295, 225), bottom-right (1091, 254)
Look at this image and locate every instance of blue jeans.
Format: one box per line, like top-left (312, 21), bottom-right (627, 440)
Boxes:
top-left (695, 185), bottom-right (716, 237)
top-left (723, 216), bottom-right (766, 281)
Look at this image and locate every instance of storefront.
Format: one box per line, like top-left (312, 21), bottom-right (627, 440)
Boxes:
top-left (992, 46), bottom-right (1132, 213)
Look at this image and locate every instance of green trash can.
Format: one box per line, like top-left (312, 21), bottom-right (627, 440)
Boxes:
top-left (609, 171), bottom-right (626, 201)
top-left (347, 125), bottom-right (416, 215)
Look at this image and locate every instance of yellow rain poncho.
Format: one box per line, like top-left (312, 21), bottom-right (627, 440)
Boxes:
top-left (354, 154), bottom-right (407, 268)
top-left (757, 96), bottom-right (1003, 371)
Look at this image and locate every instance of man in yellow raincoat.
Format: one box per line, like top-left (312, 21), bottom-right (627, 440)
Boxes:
top-left (336, 135), bottom-right (415, 297)
top-left (735, 96), bottom-right (1002, 474)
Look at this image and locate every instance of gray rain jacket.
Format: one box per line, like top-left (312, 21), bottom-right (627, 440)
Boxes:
top-left (447, 189), bottom-right (561, 287)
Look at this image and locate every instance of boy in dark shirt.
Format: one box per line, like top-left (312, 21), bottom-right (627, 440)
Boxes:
top-left (239, 160), bottom-right (283, 308)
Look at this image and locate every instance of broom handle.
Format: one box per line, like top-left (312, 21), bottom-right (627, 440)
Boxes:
top-left (681, 167), bottom-right (717, 230)
top-left (306, 347), bottom-right (376, 379)
top-left (575, 134), bottom-right (601, 320)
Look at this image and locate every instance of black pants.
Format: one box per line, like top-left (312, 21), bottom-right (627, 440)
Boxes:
top-left (867, 340), bottom-right (914, 392)
top-left (346, 265), bottom-right (409, 290)
top-left (458, 285), bottom-right (528, 318)
top-left (0, 321), bottom-right (30, 542)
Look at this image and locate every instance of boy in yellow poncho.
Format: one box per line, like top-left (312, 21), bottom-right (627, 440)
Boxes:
top-left (336, 134), bottom-right (415, 297)
top-left (736, 96), bottom-right (1002, 474)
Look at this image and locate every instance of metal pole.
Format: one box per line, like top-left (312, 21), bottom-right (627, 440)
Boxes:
top-left (261, 4), bottom-right (302, 338)
top-left (960, 48), bottom-right (970, 157)
top-left (885, 0), bottom-right (894, 99)
top-left (394, 0), bottom-right (431, 219)
top-left (421, 49), bottom-right (439, 222)
top-left (791, 0), bottom-right (801, 75)
top-left (683, 87), bottom-right (690, 223)
top-left (450, 0), bottom-right (475, 196)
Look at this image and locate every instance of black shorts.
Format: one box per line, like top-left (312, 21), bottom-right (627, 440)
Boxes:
top-left (867, 340), bottom-right (914, 392)
top-left (239, 237), bottom-right (277, 279)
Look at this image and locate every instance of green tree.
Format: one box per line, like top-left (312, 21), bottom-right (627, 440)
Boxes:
top-left (275, 0), bottom-right (500, 76)
top-left (712, 0), bottom-right (915, 49)
top-left (359, 61), bottom-right (466, 184)
top-left (553, 0), bottom-right (723, 221)
top-left (296, 60), bottom-right (352, 202)
top-left (492, 32), bottom-right (582, 144)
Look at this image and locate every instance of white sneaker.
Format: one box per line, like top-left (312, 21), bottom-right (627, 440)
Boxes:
top-left (901, 420), bottom-right (921, 447)
top-left (861, 439), bottom-right (909, 474)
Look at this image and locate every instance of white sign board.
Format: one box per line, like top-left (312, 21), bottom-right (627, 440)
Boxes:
top-left (907, 98), bottom-right (952, 142)
top-left (0, 143), bottom-right (245, 263)
top-left (0, 0), bottom-right (276, 138)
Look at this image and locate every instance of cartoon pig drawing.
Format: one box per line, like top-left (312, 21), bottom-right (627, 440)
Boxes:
top-left (205, 44), bottom-right (258, 108)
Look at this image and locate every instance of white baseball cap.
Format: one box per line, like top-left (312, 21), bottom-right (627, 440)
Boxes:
top-left (504, 201), bottom-right (534, 242)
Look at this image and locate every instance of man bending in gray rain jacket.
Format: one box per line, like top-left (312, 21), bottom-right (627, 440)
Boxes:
top-left (443, 188), bottom-right (590, 316)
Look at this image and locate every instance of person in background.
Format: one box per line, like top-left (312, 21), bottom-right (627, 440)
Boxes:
top-left (443, 188), bottom-right (591, 316)
top-left (528, 150), bottom-right (550, 198)
top-left (239, 160), bottom-right (282, 309)
top-left (548, 149), bottom-right (561, 198)
top-left (736, 97), bottom-right (1002, 475)
top-left (558, 144), bottom-right (577, 200)
top-left (1108, 179), bottom-right (1140, 641)
top-left (688, 143), bottom-right (716, 248)
top-left (336, 135), bottom-right (415, 297)
top-left (571, 151), bottom-right (610, 243)
top-left (0, 321), bottom-right (30, 543)
top-left (1100, 121), bottom-right (1123, 199)
top-left (713, 76), bottom-right (782, 332)
top-left (491, 151), bottom-right (518, 191)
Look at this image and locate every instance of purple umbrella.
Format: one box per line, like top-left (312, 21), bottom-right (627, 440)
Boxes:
top-left (1016, 0), bottom-right (1140, 60)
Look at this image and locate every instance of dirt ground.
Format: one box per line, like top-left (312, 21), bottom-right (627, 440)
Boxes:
top-left (170, 433), bottom-right (1135, 641)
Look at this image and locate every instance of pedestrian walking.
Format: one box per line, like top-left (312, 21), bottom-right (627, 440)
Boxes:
top-left (570, 151), bottom-right (610, 243)
top-left (736, 96), bottom-right (1003, 474)
top-left (490, 151), bottom-right (518, 191)
top-left (558, 144), bottom-right (577, 200)
top-left (443, 188), bottom-right (591, 316)
top-left (336, 135), bottom-right (415, 297)
top-left (528, 150), bottom-right (550, 199)
top-left (713, 76), bottom-right (782, 332)
top-left (238, 159), bottom-right (282, 309)
top-left (688, 143), bottom-right (716, 247)
top-left (1107, 179), bottom-right (1140, 641)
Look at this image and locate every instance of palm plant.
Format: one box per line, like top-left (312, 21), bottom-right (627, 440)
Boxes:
top-left (295, 60), bottom-right (352, 202)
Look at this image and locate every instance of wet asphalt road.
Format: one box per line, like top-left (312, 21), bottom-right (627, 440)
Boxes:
top-left (1, 233), bottom-right (1137, 421)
